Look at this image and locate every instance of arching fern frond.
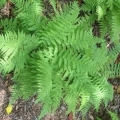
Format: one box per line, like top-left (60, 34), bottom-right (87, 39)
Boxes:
top-left (39, 1), bottom-right (79, 47)
top-left (0, 0), bottom-right (6, 8)
top-left (0, 18), bottom-right (18, 33)
top-left (0, 31), bottom-right (39, 74)
top-left (108, 110), bottom-right (119, 120)
top-left (12, 0), bottom-right (44, 33)
top-left (11, 50), bottom-right (63, 118)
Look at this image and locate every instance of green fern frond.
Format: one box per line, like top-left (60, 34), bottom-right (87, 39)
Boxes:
top-left (11, 50), bottom-right (63, 118)
top-left (0, 0), bottom-right (6, 8)
top-left (39, 1), bottom-right (79, 46)
top-left (106, 0), bottom-right (114, 10)
top-left (96, 117), bottom-right (102, 120)
top-left (0, 18), bottom-right (18, 33)
top-left (12, 0), bottom-right (44, 32)
top-left (108, 110), bottom-right (119, 120)
top-left (0, 31), bottom-right (39, 74)
top-left (81, 0), bottom-right (120, 42)
top-left (54, 29), bottom-right (112, 115)
top-left (111, 11), bottom-right (120, 41)
top-left (99, 16), bottom-right (109, 38)
top-left (105, 43), bottom-right (120, 78)
top-left (49, 0), bottom-right (58, 13)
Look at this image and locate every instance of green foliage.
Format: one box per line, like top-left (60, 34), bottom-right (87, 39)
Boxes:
top-left (0, 0), bottom-right (119, 119)
top-left (80, 0), bottom-right (120, 40)
top-left (0, 18), bottom-right (18, 33)
top-left (12, 0), bottom-right (44, 33)
top-left (0, 31), bottom-right (39, 75)
top-left (96, 117), bottom-right (102, 120)
top-left (0, 0), bottom-right (6, 8)
top-left (80, 0), bottom-right (120, 78)
top-left (108, 111), bottom-right (119, 120)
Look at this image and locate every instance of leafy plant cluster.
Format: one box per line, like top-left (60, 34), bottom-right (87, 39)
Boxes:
top-left (0, 0), bottom-right (120, 119)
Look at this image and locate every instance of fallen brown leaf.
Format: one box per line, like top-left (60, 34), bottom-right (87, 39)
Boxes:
top-left (117, 85), bottom-right (120, 93)
top-left (68, 112), bottom-right (73, 120)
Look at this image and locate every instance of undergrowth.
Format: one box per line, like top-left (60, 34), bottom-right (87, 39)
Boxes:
top-left (0, 0), bottom-right (120, 119)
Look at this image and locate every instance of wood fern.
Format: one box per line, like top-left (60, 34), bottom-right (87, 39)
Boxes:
top-left (0, 0), bottom-right (118, 119)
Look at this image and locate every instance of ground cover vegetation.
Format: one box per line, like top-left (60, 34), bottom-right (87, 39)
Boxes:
top-left (0, 0), bottom-right (120, 119)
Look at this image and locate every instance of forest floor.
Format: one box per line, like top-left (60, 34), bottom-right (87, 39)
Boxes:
top-left (1, 74), bottom-right (120, 120)
top-left (0, 0), bottom-right (120, 120)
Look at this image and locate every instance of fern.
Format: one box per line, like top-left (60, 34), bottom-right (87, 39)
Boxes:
top-left (108, 110), bottom-right (119, 120)
top-left (0, 31), bottom-right (39, 75)
top-left (12, 0), bottom-right (45, 33)
top-left (80, 0), bottom-right (120, 78)
top-left (0, 0), bottom-right (116, 119)
top-left (0, 18), bottom-right (18, 33)
top-left (80, 0), bottom-right (120, 40)
top-left (0, 0), bottom-right (6, 8)
top-left (96, 117), bottom-right (102, 120)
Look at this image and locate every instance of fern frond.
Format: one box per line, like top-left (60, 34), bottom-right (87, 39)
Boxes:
top-left (12, 0), bottom-right (44, 32)
top-left (106, 0), bottom-right (114, 10)
top-left (108, 110), bottom-right (119, 120)
top-left (0, 0), bottom-right (6, 8)
top-left (39, 1), bottom-right (79, 46)
top-left (11, 50), bottom-right (63, 118)
top-left (96, 117), bottom-right (102, 120)
top-left (0, 18), bottom-right (18, 33)
top-left (0, 31), bottom-right (39, 74)
top-left (54, 29), bottom-right (113, 115)
top-left (111, 10), bottom-right (120, 41)
top-left (49, 0), bottom-right (58, 13)
top-left (99, 16), bottom-right (109, 38)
